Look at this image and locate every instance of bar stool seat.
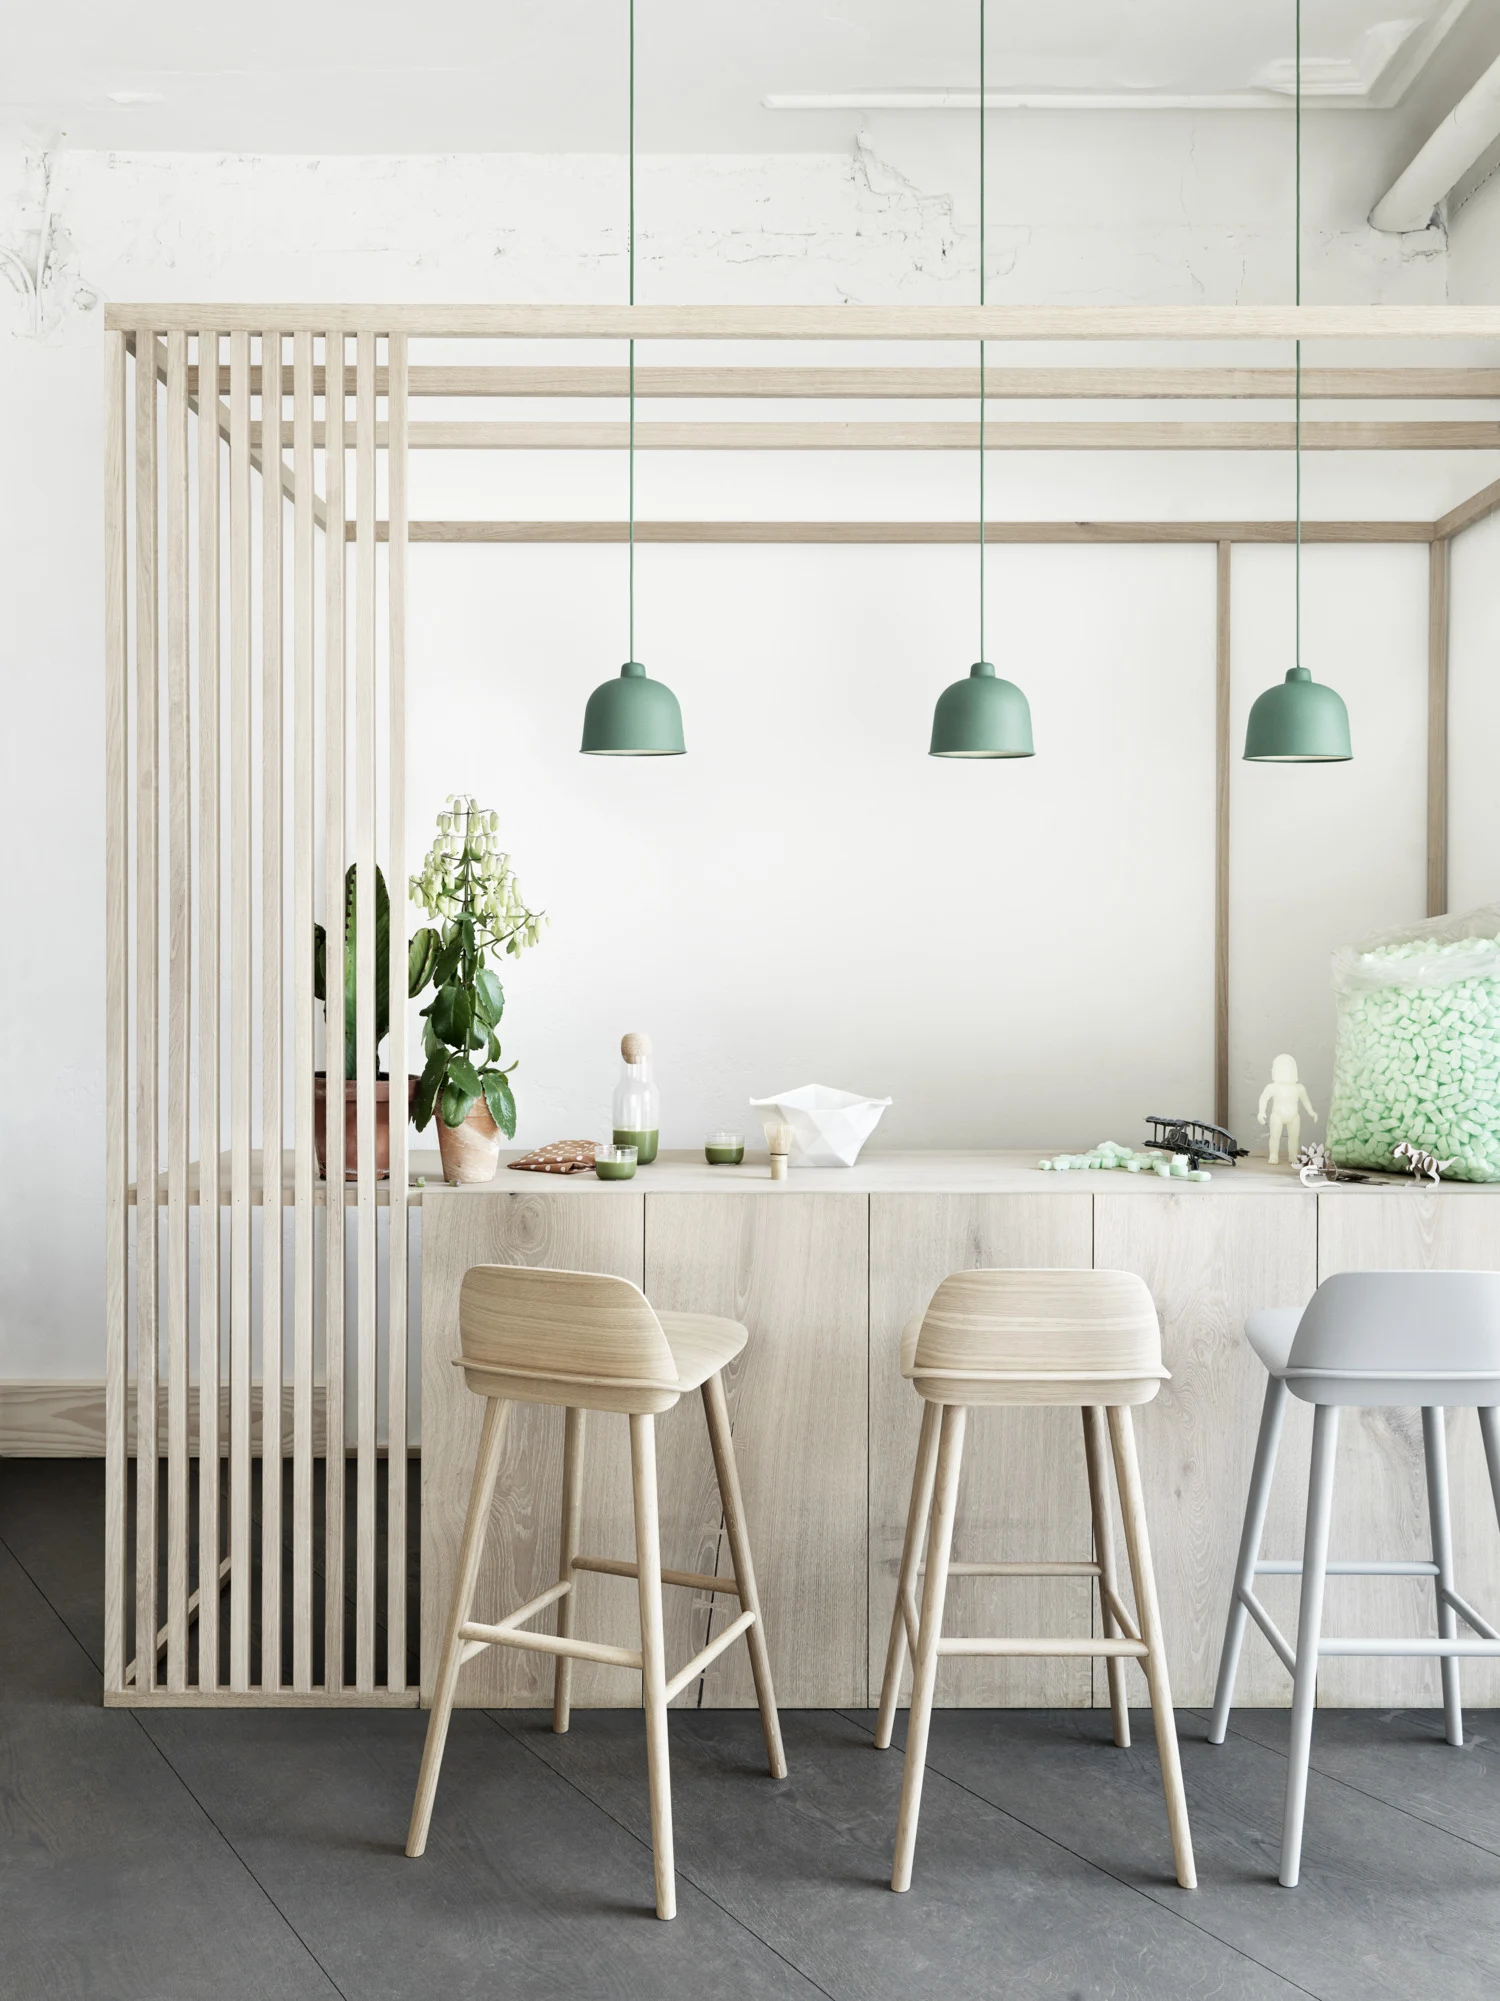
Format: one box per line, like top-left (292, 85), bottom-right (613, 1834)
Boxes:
top-left (1210, 1269), bottom-right (1500, 1889)
top-left (408, 1266), bottom-right (786, 1920)
top-left (879, 1268), bottom-right (1196, 1895)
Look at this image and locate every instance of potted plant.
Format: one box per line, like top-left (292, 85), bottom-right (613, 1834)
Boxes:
top-left (313, 864), bottom-right (435, 1180)
top-left (408, 795), bottom-right (545, 1185)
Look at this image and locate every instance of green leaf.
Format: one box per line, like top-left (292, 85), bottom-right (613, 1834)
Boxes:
top-left (429, 982), bottom-right (470, 1048)
top-left (431, 935), bottom-right (464, 989)
top-left (422, 1016), bottom-right (443, 1060)
top-left (447, 1054), bottom-right (482, 1099)
top-left (408, 926), bottom-right (441, 997)
top-left (439, 1081), bottom-right (477, 1128)
top-left (413, 1049), bottom-right (449, 1131)
top-left (482, 1069), bottom-right (517, 1139)
top-left (314, 924), bottom-right (327, 1002)
top-left (472, 967), bottom-right (504, 1026)
top-left (486, 1027), bottom-right (501, 1064)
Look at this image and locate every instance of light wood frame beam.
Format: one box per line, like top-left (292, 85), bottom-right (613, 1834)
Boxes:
top-left (263, 419), bottom-right (1500, 452)
top-left (1428, 538), bottom-right (1450, 920)
top-left (1434, 474), bottom-right (1500, 540)
top-left (352, 518), bottom-right (1435, 545)
top-left (106, 303), bottom-right (1500, 338)
top-left (189, 364), bottom-right (1500, 401)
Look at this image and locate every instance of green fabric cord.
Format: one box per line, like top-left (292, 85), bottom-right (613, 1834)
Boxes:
top-left (629, 0), bottom-right (635, 660)
top-left (978, 0), bottom-right (985, 661)
top-left (1295, 0), bottom-right (1301, 669)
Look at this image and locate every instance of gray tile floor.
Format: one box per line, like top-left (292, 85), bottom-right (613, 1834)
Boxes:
top-left (5, 1459), bottom-right (1500, 2001)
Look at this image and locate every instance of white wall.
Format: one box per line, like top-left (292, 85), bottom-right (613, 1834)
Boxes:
top-left (0, 133), bottom-right (1492, 1381)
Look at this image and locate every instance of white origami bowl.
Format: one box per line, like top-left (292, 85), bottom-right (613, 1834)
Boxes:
top-left (749, 1085), bottom-right (892, 1167)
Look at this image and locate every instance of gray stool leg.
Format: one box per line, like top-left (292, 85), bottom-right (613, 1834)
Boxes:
top-left (1480, 1407), bottom-right (1500, 1535)
top-left (1210, 1374), bottom-right (1290, 1745)
top-left (1421, 1406), bottom-right (1463, 1748)
top-left (891, 1402), bottom-right (966, 1894)
top-left (1281, 1401), bottom-right (1339, 1889)
top-left (875, 1400), bottom-right (941, 1750)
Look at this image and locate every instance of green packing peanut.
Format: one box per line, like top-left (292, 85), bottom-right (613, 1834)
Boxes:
top-left (1326, 904), bottom-right (1500, 1184)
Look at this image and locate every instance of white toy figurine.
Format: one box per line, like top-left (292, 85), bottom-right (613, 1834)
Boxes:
top-left (1259, 1054), bottom-right (1318, 1165)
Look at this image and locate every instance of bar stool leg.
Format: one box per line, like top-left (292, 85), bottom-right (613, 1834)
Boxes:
top-left (891, 1402), bottom-right (966, 1894)
top-left (1281, 1401), bottom-right (1339, 1889)
top-left (1107, 1405), bottom-right (1197, 1891)
top-left (1481, 1408), bottom-right (1500, 1530)
top-left (552, 1406), bottom-right (586, 1735)
top-left (630, 1411), bottom-right (675, 1920)
top-left (700, 1370), bottom-right (787, 1779)
top-left (1421, 1406), bottom-right (1463, 1748)
top-left (1082, 1405), bottom-right (1130, 1749)
top-left (1209, 1374), bottom-right (1290, 1745)
top-left (407, 1396), bottom-right (509, 1858)
top-left (875, 1400), bottom-right (941, 1749)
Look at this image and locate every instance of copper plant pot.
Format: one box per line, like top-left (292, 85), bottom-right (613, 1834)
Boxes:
top-left (313, 1074), bottom-right (418, 1181)
top-left (435, 1096), bottom-right (503, 1185)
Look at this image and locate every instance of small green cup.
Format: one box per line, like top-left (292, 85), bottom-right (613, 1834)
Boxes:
top-left (705, 1130), bottom-right (745, 1165)
top-left (595, 1143), bottom-right (638, 1182)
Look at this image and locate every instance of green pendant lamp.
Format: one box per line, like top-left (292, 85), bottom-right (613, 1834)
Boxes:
top-left (930, 1), bottom-right (1033, 760)
top-left (1243, 0), bottom-right (1351, 765)
top-left (581, 0), bottom-right (685, 757)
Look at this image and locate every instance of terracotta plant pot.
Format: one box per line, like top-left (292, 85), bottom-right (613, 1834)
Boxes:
top-left (313, 1074), bottom-right (417, 1182)
top-left (436, 1097), bottom-right (503, 1185)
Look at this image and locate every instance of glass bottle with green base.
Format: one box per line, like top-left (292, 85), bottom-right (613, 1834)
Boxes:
top-left (612, 1030), bottom-right (660, 1164)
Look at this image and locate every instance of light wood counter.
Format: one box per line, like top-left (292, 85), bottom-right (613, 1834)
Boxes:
top-left (419, 1151), bottom-right (1500, 1714)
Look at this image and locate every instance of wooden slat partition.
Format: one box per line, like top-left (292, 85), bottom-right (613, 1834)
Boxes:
top-left (163, 332), bottom-right (193, 1691)
top-left (227, 332), bottom-right (254, 1693)
top-left (353, 331), bottom-right (379, 1693)
top-left (386, 333), bottom-right (410, 1692)
top-left (1427, 538), bottom-right (1450, 920)
top-left (133, 330), bottom-right (160, 1694)
top-left (103, 330), bottom-right (129, 1697)
top-left (291, 332), bottom-right (316, 1691)
top-left (260, 333), bottom-right (285, 1688)
top-left (196, 332), bottom-right (222, 1690)
top-left (323, 332), bottom-right (348, 1694)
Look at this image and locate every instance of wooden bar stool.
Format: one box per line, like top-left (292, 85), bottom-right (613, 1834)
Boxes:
top-left (1209, 1269), bottom-right (1500, 1887)
top-left (405, 1265), bottom-right (786, 1920)
top-left (875, 1268), bottom-right (1196, 1894)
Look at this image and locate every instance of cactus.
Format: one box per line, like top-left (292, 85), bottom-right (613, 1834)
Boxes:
top-left (314, 864), bottom-right (439, 1081)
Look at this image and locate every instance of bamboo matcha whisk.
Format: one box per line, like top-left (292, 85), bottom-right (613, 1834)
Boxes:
top-left (763, 1122), bottom-right (795, 1181)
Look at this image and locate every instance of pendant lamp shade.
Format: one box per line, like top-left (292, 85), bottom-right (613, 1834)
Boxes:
top-left (929, 662), bottom-right (1034, 758)
top-left (580, 661), bottom-right (685, 756)
top-left (1243, 665), bottom-right (1351, 762)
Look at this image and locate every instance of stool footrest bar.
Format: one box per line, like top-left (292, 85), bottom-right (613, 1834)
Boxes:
top-left (1315, 1636), bottom-right (1500, 1657)
top-left (1239, 1588), bottom-right (1297, 1675)
top-left (920, 1560), bottom-right (1102, 1577)
top-left (1255, 1559), bottom-right (1439, 1577)
top-left (935, 1636), bottom-right (1148, 1658)
top-left (459, 1620), bottom-right (643, 1671)
top-left (572, 1555), bottom-right (742, 1597)
top-left (663, 1609), bottom-right (758, 1701)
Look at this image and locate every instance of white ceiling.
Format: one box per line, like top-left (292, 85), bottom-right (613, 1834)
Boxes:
top-left (0, 0), bottom-right (1487, 152)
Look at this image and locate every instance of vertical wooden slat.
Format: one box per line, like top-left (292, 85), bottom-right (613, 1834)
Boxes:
top-left (228, 331), bottom-right (254, 1692)
top-left (164, 331), bottom-right (193, 1691)
top-left (354, 329), bottom-right (379, 1692)
top-left (386, 333), bottom-right (409, 1691)
top-left (291, 330), bottom-right (317, 1691)
top-left (134, 334), bottom-right (160, 1693)
top-left (323, 332), bottom-right (347, 1692)
top-left (1214, 539), bottom-right (1231, 1131)
top-left (196, 330), bottom-right (222, 1692)
top-left (104, 330), bottom-right (130, 1697)
top-left (260, 331), bottom-right (285, 1689)
top-left (1427, 536), bottom-right (1450, 920)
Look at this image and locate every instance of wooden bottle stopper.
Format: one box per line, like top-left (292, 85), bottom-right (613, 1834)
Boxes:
top-left (621, 1031), bottom-right (651, 1064)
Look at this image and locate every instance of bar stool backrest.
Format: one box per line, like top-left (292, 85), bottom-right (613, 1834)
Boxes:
top-left (1286, 1269), bottom-right (1500, 1407)
top-left (910, 1268), bottom-right (1166, 1404)
top-left (457, 1264), bottom-right (682, 1413)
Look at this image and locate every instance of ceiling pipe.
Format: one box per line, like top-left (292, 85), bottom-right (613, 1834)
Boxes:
top-left (1371, 49), bottom-right (1500, 231)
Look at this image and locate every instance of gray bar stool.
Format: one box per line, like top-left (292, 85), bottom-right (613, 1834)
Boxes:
top-left (875, 1268), bottom-right (1197, 1894)
top-left (1209, 1269), bottom-right (1500, 1887)
top-left (406, 1264), bottom-right (786, 1920)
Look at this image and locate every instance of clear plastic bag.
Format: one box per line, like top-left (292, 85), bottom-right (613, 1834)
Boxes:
top-left (1326, 904), bottom-right (1500, 1182)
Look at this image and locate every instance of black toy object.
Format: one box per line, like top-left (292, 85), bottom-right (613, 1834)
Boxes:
top-left (1144, 1116), bottom-right (1248, 1169)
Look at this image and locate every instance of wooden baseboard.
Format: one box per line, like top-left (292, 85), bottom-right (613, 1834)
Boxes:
top-left (0, 1382), bottom-right (332, 1458)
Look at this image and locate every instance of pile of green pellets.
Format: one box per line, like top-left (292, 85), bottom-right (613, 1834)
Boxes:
top-left (1327, 929), bottom-right (1500, 1184)
top-left (1038, 1141), bottom-right (1211, 1182)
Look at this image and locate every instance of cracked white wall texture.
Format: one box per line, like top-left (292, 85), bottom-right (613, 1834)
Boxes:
top-left (0, 134), bottom-right (1487, 1384)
